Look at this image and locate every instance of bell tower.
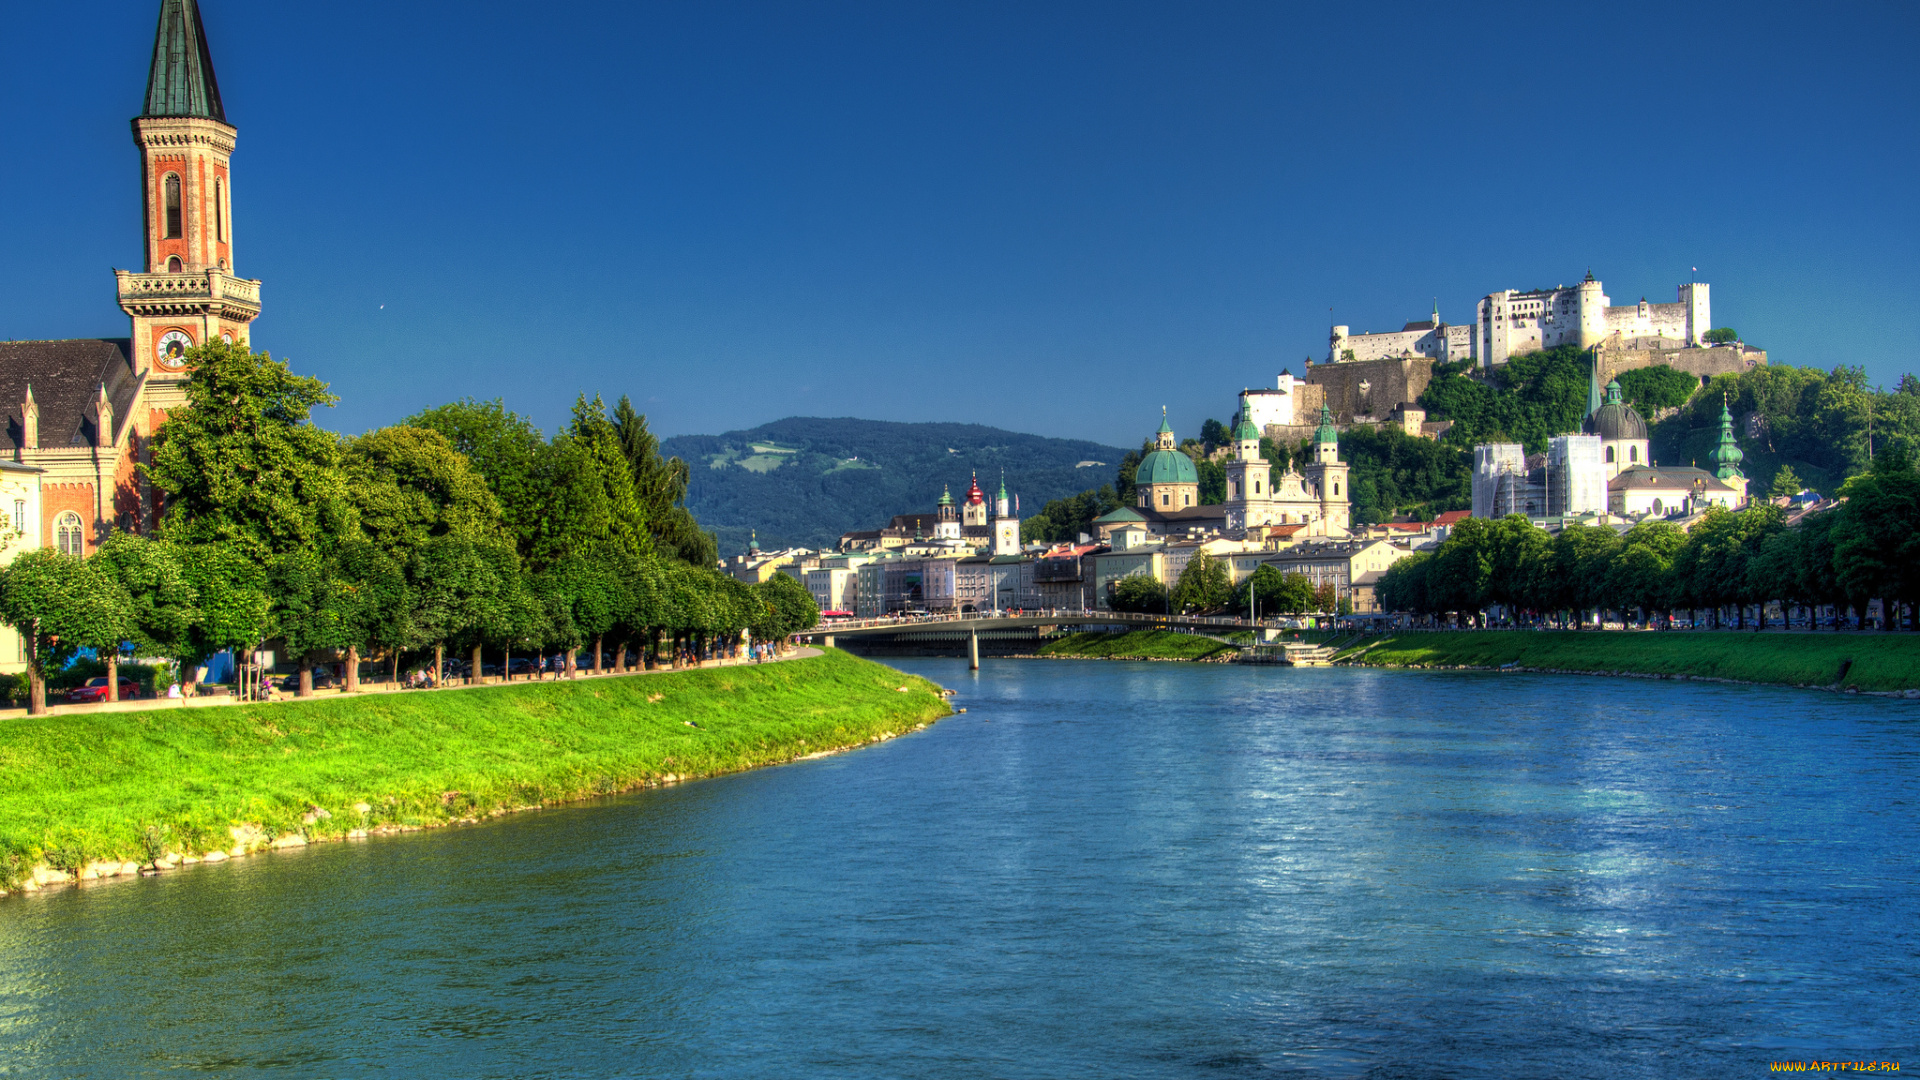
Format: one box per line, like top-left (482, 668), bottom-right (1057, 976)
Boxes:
top-left (115, 0), bottom-right (261, 402)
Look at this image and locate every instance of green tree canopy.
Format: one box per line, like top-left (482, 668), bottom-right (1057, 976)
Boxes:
top-left (147, 340), bottom-right (355, 561)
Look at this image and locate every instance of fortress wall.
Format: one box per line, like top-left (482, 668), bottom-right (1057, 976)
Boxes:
top-left (1303, 356), bottom-right (1434, 424)
top-left (1597, 345), bottom-right (1766, 385)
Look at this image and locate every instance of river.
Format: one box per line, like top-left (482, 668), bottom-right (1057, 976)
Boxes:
top-left (1, 660), bottom-right (1915, 1077)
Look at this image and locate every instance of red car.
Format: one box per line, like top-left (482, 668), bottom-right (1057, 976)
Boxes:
top-left (66, 677), bottom-right (141, 703)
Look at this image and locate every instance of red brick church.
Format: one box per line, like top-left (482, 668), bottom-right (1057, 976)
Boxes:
top-left (2, 0), bottom-right (260, 555)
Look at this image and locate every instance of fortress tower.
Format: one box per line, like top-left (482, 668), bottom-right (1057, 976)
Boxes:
top-left (115, 0), bottom-right (262, 408)
top-left (1301, 405), bottom-right (1350, 535)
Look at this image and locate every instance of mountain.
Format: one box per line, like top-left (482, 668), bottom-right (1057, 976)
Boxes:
top-left (661, 417), bottom-right (1129, 555)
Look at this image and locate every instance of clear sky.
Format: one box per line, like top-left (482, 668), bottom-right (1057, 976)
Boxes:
top-left (4, 0), bottom-right (1916, 446)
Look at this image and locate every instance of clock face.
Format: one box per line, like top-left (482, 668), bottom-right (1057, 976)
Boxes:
top-left (156, 330), bottom-right (193, 368)
top-left (221, 331), bottom-right (234, 345)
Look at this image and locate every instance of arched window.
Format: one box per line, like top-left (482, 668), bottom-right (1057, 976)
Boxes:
top-left (56, 513), bottom-right (84, 557)
top-left (214, 179), bottom-right (225, 243)
top-left (1334, 482), bottom-right (1341, 496)
top-left (167, 256), bottom-right (182, 273)
top-left (163, 174), bottom-right (182, 239)
top-left (1630, 445), bottom-right (1640, 463)
top-left (1605, 445), bottom-right (1615, 463)
top-left (1254, 480), bottom-right (1261, 495)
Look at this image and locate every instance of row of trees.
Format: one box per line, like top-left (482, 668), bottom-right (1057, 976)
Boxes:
top-left (1376, 454), bottom-right (1920, 629)
top-left (0, 342), bottom-right (816, 712)
top-left (1105, 553), bottom-right (1335, 618)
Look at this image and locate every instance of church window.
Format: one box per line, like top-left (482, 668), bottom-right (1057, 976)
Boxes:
top-left (163, 174), bottom-right (182, 239)
top-left (56, 513), bottom-right (84, 557)
top-left (1605, 446), bottom-right (1615, 463)
top-left (1161, 493), bottom-right (1170, 508)
top-left (215, 179), bottom-right (225, 242)
top-left (1631, 446), bottom-right (1640, 463)
top-left (167, 256), bottom-right (182, 273)
top-left (10, 500), bottom-right (22, 537)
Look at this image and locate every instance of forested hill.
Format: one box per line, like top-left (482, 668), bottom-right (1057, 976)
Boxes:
top-left (661, 418), bottom-right (1128, 555)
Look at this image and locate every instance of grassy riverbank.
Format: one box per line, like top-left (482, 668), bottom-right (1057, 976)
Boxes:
top-left (1036, 630), bottom-right (1237, 661)
top-left (1343, 630), bottom-right (1920, 692)
top-left (0, 649), bottom-right (948, 876)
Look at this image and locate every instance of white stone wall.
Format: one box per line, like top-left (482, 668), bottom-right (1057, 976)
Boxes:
top-left (1239, 373), bottom-right (1303, 429)
top-left (1477, 277), bottom-right (1710, 367)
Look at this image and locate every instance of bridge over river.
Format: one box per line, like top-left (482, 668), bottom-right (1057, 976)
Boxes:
top-left (799, 611), bottom-right (1332, 668)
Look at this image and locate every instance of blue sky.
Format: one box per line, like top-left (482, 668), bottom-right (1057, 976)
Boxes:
top-left (3, 0), bottom-right (1915, 446)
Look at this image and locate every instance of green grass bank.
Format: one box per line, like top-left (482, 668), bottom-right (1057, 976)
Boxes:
top-left (1036, 630), bottom-right (1237, 662)
top-left (1342, 630), bottom-right (1920, 693)
top-left (0, 649), bottom-right (948, 885)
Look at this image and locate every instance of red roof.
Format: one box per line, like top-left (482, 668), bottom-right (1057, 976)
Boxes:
top-left (1431, 510), bottom-right (1471, 526)
top-left (966, 472), bottom-right (986, 504)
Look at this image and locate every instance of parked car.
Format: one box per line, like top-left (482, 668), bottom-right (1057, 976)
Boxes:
top-left (277, 670), bottom-right (339, 692)
top-left (67, 677), bottom-right (141, 703)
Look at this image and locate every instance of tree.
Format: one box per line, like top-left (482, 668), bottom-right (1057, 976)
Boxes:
top-left (1172, 552), bottom-right (1233, 613)
top-left (1250, 564), bottom-right (1318, 615)
top-left (407, 398), bottom-right (549, 560)
top-left (0, 550), bottom-right (134, 713)
top-left (1108, 574), bottom-right (1168, 614)
top-left (178, 541), bottom-right (272, 686)
top-left (1769, 464), bottom-right (1804, 498)
top-left (1606, 520), bottom-right (1685, 625)
top-left (1375, 553), bottom-right (1431, 614)
top-left (1549, 523), bottom-right (1622, 627)
top-left (146, 339), bottom-right (354, 561)
top-left (93, 533), bottom-right (198, 697)
top-left (1425, 517), bottom-right (1497, 620)
top-left (753, 570), bottom-right (819, 649)
top-left (1485, 515), bottom-right (1552, 620)
top-left (330, 540), bottom-right (409, 690)
top-left (1702, 327), bottom-right (1741, 344)
top-left (343, 425), bottom-right (507, 563)
top-left (1615, 365), bottom-right (1699, 413)
top-left (611, 396), bottom-right (718, 567)
top-left (1830, 458), bottom-right (1920, 629)
top-left (1199, 418), bottom-right (1232, 447)
top-left (410, 535), bottom-right (529, 686)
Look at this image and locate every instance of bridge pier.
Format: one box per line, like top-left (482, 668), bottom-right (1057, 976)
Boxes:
top-left (968, 629), bottom-right (980, 670)
top-left (823, 635), bottom-right (834, 649)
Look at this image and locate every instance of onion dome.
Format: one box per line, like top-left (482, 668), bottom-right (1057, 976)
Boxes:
top-left (1313, 404), bottom-right (1338, 444)
top-left (1136, 447), bottom-right (1199, 486)
top-left (1583, 379), bottom-right (1648, 441)
top-left (965, 472), bottom-right (985, 505)
top-left (1234, 412), bottom-right (1260, 441)
top-left (938, 486), bottom-right (953, 507)
top-left (1711, 397), bottom-right (1745, 479)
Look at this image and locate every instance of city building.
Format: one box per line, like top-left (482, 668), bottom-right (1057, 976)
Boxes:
top-left (1236, 371), bottom-right (1311, 430)
top-left (0, 462), bottom-right (45, 672)
top-left (2, 0), bottom-right (261, 553)
top-left (1222, 405), bottom-right (1350, 537)
top-left (1475, 272), bottom-right (1709, 368)
top-left (1262, 539), bottom-right (1413, 613)
top-left (1328, 303), bottom-right (1473, 365)
top-left (1031, 543), bottom-right (1106, 611)
top-left (1134, 410), bottom-right (1200, 512)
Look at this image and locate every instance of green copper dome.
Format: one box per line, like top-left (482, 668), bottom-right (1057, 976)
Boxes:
top-left (1584, 379), bottom-right (1648, 441)
top-left (1233, 412), bottom-right (1260, 441)
top-left (938, 486), bottom-right (953, 507)
top-left (1136, 448), bottom-right (1199, 487)
top-left (1313, 404), bottom-right (1338, 444)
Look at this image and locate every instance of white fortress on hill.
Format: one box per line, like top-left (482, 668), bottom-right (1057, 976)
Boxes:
top-left (1329, 271), bottom-right (1716, 370)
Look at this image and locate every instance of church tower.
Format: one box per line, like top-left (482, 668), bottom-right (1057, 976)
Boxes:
top-left (991, 475), bottom-right (1020, 556)
top-left (116, 0), bottom-right (261, 406)
top-left (1223, 410), bottom-right (1272, 532)
top-left (1301, 405), bottom-right (1350, 536)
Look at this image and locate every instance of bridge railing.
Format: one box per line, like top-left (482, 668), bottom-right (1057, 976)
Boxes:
top-left (808, 610), bottom-right (1314, 634)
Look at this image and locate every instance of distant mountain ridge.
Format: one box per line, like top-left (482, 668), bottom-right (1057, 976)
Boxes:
top-left (662, 417), bottom-right (1128, 555)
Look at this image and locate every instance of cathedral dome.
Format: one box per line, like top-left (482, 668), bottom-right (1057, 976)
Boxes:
top-left (1584, 379), bottom-right (1648, 441)
top-left (1136, 448), bottom-right (1198, 486)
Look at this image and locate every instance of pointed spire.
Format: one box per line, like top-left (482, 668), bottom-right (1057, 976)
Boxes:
top-left (20, 383), bottom-right (38, 451)
top-left (1587, 353), bottom-right (1604, 417)
top-left (1157, 406), bottom-right (1173, 434)
top-left (143, 0), bottom-right (227, 122)
top-left (1314, 404), bottom-right (1338, 445)
top-left (1712, 394), bottom-right (1745, 480)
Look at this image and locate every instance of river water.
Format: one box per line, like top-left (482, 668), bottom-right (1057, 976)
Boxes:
top-left (1, 660), bottom-right (1915, 1077)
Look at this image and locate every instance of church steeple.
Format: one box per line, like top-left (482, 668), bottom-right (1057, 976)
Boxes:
top-left (143, 0), bottom-right (226, 122)
top-left (119, 0), bottom-right (260, 390)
